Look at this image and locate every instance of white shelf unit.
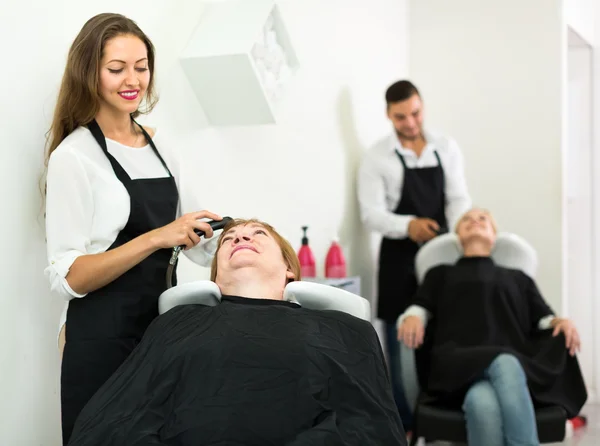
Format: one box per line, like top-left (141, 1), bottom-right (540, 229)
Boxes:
top-left (180, 0), bottom-right (299, 126)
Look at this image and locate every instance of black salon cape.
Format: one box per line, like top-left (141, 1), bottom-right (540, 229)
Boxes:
top-left (413, 257), bottom-right (587, 418)
top-left (68, 295), bottom-right (406, 446)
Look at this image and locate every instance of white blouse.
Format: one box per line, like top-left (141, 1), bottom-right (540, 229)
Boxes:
top-left (45, 126), bottom-right (218, 330)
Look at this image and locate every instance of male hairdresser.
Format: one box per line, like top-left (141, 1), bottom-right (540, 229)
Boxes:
top-left (357, 80), bottom-right (471, 431)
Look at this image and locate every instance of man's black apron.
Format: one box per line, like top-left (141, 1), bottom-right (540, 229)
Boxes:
top-left (60, 118), bottom-right (179, 445)
top-left (377, 149), bottom-right (447, 323)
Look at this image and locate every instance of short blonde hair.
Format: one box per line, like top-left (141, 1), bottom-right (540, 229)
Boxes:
top-left (210, 218), bottom-right (301, 283)
top-left (454, 207), bottom-right (498, 233)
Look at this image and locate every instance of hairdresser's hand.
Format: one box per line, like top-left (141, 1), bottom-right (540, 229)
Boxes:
top-left (150, 211), bottom-right (222, 250)
top-left (408, 218), bottom-right (439, 243)
top-left (398, 316), bottom-right (425, 349)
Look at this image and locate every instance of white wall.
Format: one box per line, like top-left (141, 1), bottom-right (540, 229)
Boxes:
top-left (408, 0), bottom-right (565, 311)
top-left (0, 0), bottom-right (409, 444)
top-left (170, 0), bottom-right (410, 289)
top-left (565, 0), bottom-right (597, 44)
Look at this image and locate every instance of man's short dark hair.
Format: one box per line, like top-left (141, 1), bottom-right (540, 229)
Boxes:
top-left (385, 80), bottom-right (420, 105)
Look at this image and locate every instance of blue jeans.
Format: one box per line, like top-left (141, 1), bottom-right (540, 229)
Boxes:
top-left (385, 322), bottom-right (414, 431)
top-left (462, 354), bottom-right (539, 446)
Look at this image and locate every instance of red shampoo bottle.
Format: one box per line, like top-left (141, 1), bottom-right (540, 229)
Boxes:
top-left (298, 226), bottom-right (316, 278)
top-left (325, 236), bottom-right (347, 278)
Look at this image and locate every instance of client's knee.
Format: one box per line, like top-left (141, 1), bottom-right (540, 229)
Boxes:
top-left (462, 382), bottom-right (501, 419)
top-left (488, 353), bottom-right (526, 383)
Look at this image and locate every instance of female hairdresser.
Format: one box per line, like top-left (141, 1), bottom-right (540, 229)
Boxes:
top-left (44, 13), bottom-right (221, 445)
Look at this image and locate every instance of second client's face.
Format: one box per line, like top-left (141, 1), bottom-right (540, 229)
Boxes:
top-left (456, 209), bottom-right (496, 246)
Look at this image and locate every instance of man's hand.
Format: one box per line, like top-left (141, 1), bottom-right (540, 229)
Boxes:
top-left (551, 318), bottom-right (581, 356)
top-left (397, 316), bottom-right (425, 349)
top-left (408, 218), bottom-right (439, 243)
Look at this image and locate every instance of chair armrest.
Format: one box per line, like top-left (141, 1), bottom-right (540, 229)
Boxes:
top-left (399, 342), bottom-right (420, 412)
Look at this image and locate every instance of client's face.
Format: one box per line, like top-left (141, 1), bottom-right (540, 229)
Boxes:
top-left (215, 223), bottom-right (295, 283)
top-left (457, 209), bottom-right (496, 246)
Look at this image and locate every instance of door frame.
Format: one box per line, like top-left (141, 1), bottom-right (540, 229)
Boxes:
top-left (566, 26), bottom-right (596, 403)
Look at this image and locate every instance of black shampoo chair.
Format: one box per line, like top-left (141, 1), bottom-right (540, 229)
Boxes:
top-left (399, 232), bottom-right (567, 445)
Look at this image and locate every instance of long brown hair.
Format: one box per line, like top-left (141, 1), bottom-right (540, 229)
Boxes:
top-left (210, 219), bottom-right (302, 283)
top-left (44, 13), bottom-right (158, 165)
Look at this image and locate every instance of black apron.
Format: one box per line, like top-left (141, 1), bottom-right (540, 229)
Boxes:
top-left (377, 149), bottom-right (447, 323)
top-left (60, 118), bottom-right (179, 445)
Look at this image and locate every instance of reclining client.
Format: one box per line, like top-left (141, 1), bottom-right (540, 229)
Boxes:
top-left (67, 218), bottom-right (407, 445)
top-left (397, 208), bottom-right (587, 446)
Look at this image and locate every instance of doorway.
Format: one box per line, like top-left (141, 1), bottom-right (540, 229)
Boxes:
top-left (566, 26), bottom-right (595, 401)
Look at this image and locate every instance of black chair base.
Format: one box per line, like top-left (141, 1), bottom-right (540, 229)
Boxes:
top-left (412, 402), bottom-right (566, 444)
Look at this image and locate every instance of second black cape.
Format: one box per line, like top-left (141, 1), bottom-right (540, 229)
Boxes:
top-left (68, 295), bottom-right (406, 445)
top-left (413, 257), bottom-right (587, 418)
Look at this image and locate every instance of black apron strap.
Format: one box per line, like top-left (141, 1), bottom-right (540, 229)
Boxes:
top-left (87, 119), bottom-right (108, 153)
top-left (87, 119), bottom-right (132, 183)
top-left (433, 150), bottom-right (446, 202)
top-left (131, 117), bottom-right (174, 178)
top-left (394, 149), bottom-right (408, 169)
